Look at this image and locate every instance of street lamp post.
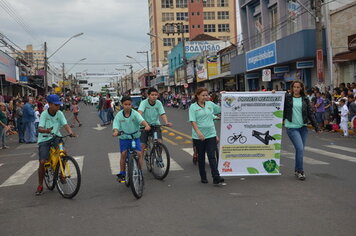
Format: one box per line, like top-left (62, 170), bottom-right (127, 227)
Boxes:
top-left (44, 32), bottom-right (84, 95)
top-left (62, 57), bottom-right (86, 94)
top-left (124, 64), bottom-right (133, 93)
top-left (115, 68), bottom-right (126, 94)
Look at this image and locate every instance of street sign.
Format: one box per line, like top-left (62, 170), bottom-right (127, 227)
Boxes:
top-left (262, 69), bottom-right (271, 82)
top-left (183, 83), bottom-right (188, 88)
top-left (316, 49), bottom-right (324, 82)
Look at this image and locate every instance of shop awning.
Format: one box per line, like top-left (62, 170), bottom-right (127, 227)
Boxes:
top-left (333, 51), bottom-right (356, 63)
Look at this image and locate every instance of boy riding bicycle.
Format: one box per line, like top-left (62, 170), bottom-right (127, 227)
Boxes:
top-left (113, 96), bottom-right (150, 183)
top-left (138, 88), bottom-right (172, 155)
top-left (36, 94), bottom-right (76, 196)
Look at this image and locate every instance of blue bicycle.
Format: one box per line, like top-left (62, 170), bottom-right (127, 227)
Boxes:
top-left (118, 130), bottom-right (144, 199)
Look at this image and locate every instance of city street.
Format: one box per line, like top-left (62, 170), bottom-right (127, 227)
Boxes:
top-left (0, 104), bottom-right (355, 235)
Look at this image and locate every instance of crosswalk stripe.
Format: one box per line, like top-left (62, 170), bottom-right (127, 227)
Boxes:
top-left (0, 160), bottom-right (38, 187)
top-left (170, 159), bottom-right (184, 171)
top-left (305, 147), bottom-right (356, 163)
top-left (281, 151), bottom-right (329, 165)
top-left (163, 137), bottom-right (178, 146)
top-left (74, 156), bottom-right (84, 172)
top-left (108, 152), bottom-right (120, 175)
top-left (323, 145), bottom-right (356, 154)
top-left (0, 163), bottom-right (3, 167)
top-left (16, 143), bottom-right (37, 150)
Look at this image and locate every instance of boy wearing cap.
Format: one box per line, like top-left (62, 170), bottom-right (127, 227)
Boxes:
top-left (35, 94), bottom-right (76, 196)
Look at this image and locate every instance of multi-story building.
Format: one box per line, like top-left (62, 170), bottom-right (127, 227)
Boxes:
top-left (148, 0), bottom-right (238, 67)
top-left (20, 44), bottom-right (45, 75)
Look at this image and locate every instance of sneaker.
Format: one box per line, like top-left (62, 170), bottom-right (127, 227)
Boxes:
top-left (295, 171), bottom-right (306, 181)
top-left (116, 173), bottom-right (126, 183)
top-left (35, 185), bottom-right (43, 196)
top-left (1, 146), bottom-right (9, 149)
top-left (201, 179), bottom-right (208, 184)
top-left (213, 177), bottom-right (226, 185)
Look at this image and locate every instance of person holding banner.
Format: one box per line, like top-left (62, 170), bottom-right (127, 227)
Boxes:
top-left (284, 80), bottom-right (320, 181)
top-left (189, 87), bottom-right (224, 185)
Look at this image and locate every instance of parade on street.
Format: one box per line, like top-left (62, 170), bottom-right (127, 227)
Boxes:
top-left (1, 0), bottom-right (356, 235)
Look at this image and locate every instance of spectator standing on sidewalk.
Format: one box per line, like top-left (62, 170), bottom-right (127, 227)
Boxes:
top-left (15, 100), bottom-right (25, 143)
top-left (34, 106), bottom-right (40, 137)
top-left (22, 97), bottom-right (37, 143)
top-left (339, 99), bottom-right (349, 137)
top-left (0, 103), bottom-right (10, 149)
top-left (284, 80), bottom-right (320, 181)
top-left (315, 91), bottom-right (325, 130)
top-left (189, 87), bottom-right (224, 185)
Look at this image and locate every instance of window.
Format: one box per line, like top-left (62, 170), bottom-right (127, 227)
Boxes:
top-left (204, 24), bottom-right (216, 32)
top-left (162, 13), bottom-right (174, 22)
top-left (217, 0), bottom-right (228, 7)
top-left (254, 14), bottom-right (262, 47)
top-left (218, 24), bottom-right (229, 32)
top-left (183, 24), bottom-right (189, 33)
top-left (176, 12), bottom-right (188, 20)
top-left (203, 0), bottom-right (214, 7)
top-left (270, 5), bottom-right (278, 40)
top-left (163, 38), bottom-right (176, 46)
top-left (192, 12), bottom-right (195, 16)
top-left (197, 24), bottom-right (201, 28)
top-left (176, 0), bottom-right (187, 8)
top-left (161, 0), bottom-right (173, 8)
top-left (178, 37), bottom-right (189, 43)
top-left (192, 25), bottom-right (195, 29)
top-left (204, 12), bottom-right (215, 20)
top-left (217, 11), bottom-right (229, 19)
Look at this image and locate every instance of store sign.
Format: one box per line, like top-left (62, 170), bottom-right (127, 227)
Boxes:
top-left (207, 55), bottom-right (219, 79)
top-left (185, 41), bottom-right (230, 54)
top-left (296, 61), bottom-right (314, 69)
top-left (246, 42), bottom-right (277, 71)
top-left (274, 66), bottom-right (289, 73)
top-left (0, 50), bottom-right (17, 83)
top-left (316, 49), bottom-right (324, 82)
top-left (348, 34), bottom-right (356, 51)
top-left (288, 1), bottom-right (300, 17)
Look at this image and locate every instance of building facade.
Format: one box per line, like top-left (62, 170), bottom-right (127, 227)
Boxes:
top-left (20, 45), bottom-right (45, 75)
top-left (148, 0), bottom-right (238, 68)
top-left (231, 0), bottom-right (330, 91)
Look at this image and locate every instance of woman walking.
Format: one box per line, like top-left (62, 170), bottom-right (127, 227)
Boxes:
top-left (189, 87), bottom-right (224, 185)
top-left (284, 80), bottom-right (320, 181)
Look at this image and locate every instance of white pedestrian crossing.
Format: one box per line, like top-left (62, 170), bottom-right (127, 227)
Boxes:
top-left (323, 145), bottom-right (356, 155)
top-left (305, 147), bottom-right (356, 163)
top-left (0, 160), bottom-right (38, 187)
top-left (74, 156), bottom-right (84, 172)
top-left (281, 151), bottom-right (329, 165)
top-left (182, 148), bottom-right (211, 164)
top-left (107, 152), bottom-right (184, 174)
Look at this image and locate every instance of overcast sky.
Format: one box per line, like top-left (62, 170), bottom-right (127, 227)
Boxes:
top-left (0, 0), bottom-right (150, 75)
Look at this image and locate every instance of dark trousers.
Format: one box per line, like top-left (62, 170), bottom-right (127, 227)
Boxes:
top-left (193, 137), bottom-right (220, 180)
top-left (16, 118), bottom-right (25, 142)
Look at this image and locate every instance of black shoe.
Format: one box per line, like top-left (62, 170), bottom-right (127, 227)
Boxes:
top-left (116, 173), bottom-right (126, 183)
top-left (201, 179), bottom-right (208, 184)
top-left (295, 171), bottom-right (306, 181)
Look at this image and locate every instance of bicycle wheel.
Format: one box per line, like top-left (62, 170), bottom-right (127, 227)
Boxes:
top-left (150, 143), bottom-right (170, 180)
top-left (145, 139), bottom-right (152, 172)
top-left (128, 153), bottom-right (144, 199)
top-left (227, 136), bottom-right (235, 144)
top-left (125, 161), bottom-right (130, 187)
top-left (44, 166), bottom-right (55, 190)
top-left (239, 136), bottom-right (247, 144)
top-left (55, 156), bottom-right (81, 199)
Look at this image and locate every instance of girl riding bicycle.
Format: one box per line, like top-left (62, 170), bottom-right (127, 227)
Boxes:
top-left (112, 96), bottom-right (150, 183)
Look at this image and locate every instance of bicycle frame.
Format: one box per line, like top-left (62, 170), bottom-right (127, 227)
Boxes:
top-left (45, 135), bottom-right (71, 176)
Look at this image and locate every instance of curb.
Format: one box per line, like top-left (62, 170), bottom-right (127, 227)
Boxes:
top-left (307, 125), bottom-right (354, 135)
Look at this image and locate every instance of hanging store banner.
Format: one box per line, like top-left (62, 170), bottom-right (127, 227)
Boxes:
top-left (218, 92), bottom-right (285, 176)
top-left (207, 55), bottom-right (219, 79)
top-left (246, 42), bottom-right (277, 71)
top-left (316, 49), bottom-right (324, 82)
top-left (196, 56), bottom-right (208, 82)
top-left (0, 50), bottom-right (17, 83)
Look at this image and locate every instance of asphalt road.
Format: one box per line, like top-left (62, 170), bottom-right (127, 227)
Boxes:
top-left (0, 104), bottom-right (355, 236)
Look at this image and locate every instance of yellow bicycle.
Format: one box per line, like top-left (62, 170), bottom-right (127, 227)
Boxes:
top-left (44, 134), bottom-right (81, 199)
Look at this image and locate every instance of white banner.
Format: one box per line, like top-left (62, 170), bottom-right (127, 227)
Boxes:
top-left (218, 92), bottom-right (286, 176)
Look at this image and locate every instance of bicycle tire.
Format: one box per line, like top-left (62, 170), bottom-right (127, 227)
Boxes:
top-left (145, 137), bottom-right (153, 172)
top-left (55, 156), bottom-right (81, 199)
top-left (128, 153), bottom-right (144, 199)
top-left (150, 143), bottom-right (170, 180)
top-left (227, 136), bottom-right (235, 144)
top-left (125, 161), bottom-right (130, 187)
top-left (44, 166), bottom-right (55, 190)
top-left (239, 136), bottom-right (247, 144)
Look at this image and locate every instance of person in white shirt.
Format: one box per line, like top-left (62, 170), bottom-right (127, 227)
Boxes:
top-left (339, 99), bottom-right (349, 137)
top-left (34, 106), bottom-right (40, 137)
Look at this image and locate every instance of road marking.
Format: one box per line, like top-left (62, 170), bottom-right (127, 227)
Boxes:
top-left (182, 148), bottom-right (209, 164)
top-left (281, 151), bottom-right (329, 165)
top-left (170, 158), bottom-right (184, 171)
top-left (108, 152), bottom-right (120, 175)
top-left (163, 137), bottom-right (178, 146)
top-left (16, 144), bottom-right (37, 150)
top-left (93, 124), bottom-right (107, 131)
top-left (163, 126), bottom-right (192, 139)
top-left (74, 156), bottom-right (84, 172)
top-left (305, 147), bottom-right (356, 163)
top-left (0, 152), bottom-right (33, 158)
top-left (183, 140), bottom-right (192, 144)
top-left (176, 136), bottom-right (183, 140)
top-left (0, 163), bottom-right (3, 167)
top-left (168, 132), bottom-right (175, 136)
top-left (0, 160), bottom-right (38, 187)
top-left (324, 145), bottom-right (356, 154)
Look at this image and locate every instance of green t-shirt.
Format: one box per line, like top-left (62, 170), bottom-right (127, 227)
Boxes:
top-left (138, 98), bottom-right (165, 125)
top-left (189, 101), bottom-right (221, 140)
top-left (37, 110), bottom-right (68, 143)
top-left (0, 111), bottom-right (7, 125)
top-left (285, 97), bottom-right (305, 128)
top-left (113, 109), bottom-right (145, 139)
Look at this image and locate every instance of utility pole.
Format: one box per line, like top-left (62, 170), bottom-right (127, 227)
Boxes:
top-left (315, 0), bottom-right (324, 84)
top-left (44, 42), bottom-right (48, 95)
top-left (130, 66), bottom-right (134, 93)
top-left (62, 63), bottom-right (65, 94)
